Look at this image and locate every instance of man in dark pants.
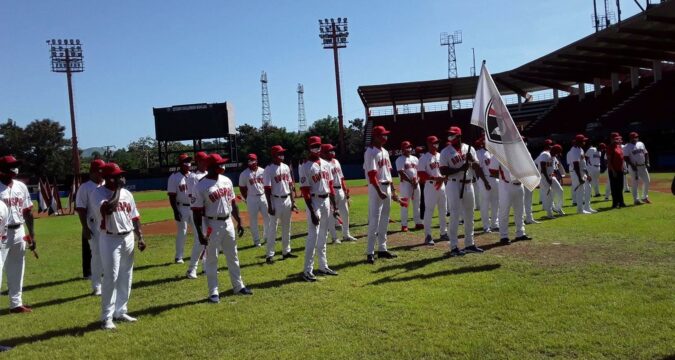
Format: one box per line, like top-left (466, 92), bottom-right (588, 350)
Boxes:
top-left (606, 133), bottom-right (626, 208)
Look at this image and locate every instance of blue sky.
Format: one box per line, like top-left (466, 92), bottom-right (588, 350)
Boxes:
top-left (1, 0), bottom-right (642, 149)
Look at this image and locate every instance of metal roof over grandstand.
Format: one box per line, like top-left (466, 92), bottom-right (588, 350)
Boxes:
top-left (358, 0), bottom-right (675, 108)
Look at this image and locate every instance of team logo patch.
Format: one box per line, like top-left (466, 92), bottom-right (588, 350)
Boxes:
top-left (484, 99), bottom-right (503, 144)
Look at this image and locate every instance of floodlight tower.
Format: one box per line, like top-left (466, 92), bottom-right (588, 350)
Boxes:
top-left (318, 17), bottom-right (348, 156)
top-left (297, 84), bottom-right (307, 133)
top-left (440, 31), bottom-right (462, 79)
top-left (46, 38), bottom-right (84, 180)
top-left (261, 71), bottom-right (272, 127)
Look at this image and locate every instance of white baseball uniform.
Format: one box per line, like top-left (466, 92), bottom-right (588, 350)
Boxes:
top-left (364, 146), bottom-right (393, 255)
top-left (239, 167), bottom-right (270, 246)
top-left (0, 201), bottom-right (12, 306)
top-left (191, 175), bottom-right (246, 297)
top-left (0, 180), bottom-right (32, 309)
top-left (491, 161), bottom-right (527, 239)
top-left (603, 151), bottom-right (611, 199)
top-left (476, 148), bottom-right (499, 230)
top-left (440, 143), bottom-right (477, 249)
top-left (535, 150), bottom-right (555, 217)
top-left (263, 162), bottom-right (294, 257)
top-left (168, 171), bottom-right (203, 266)
top-left (567, 146), bottom-right (592, 213)
top-left (551, 156), bottom-right (565, 213)
top-left (623, 141), bottom-right (650, 202)
top-left (585, 146), bottom-right (602, 196)
top-left (76, 179), bottom-right (105, 292)
top-left (418, 151), bottom-right (447, 238)
top-left (93, 187), bottom-right (139, 321)
top-left (327, 158), bottom-right (353, 241)
top-left (395, 154), bottom-right (421, 229)
top-left (300, 159), bottom-right (333, 274)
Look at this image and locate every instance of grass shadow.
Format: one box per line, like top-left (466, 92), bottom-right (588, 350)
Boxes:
top-left (17, 277), bottom-right (83, 293)
top-left (369, 264), bottom-right (501, 286)
top-left (134, 262), bottom-right (175, 272)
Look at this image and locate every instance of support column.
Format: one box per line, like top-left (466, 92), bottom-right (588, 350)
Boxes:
top-left (611, 73), bottom-right (619, 94)
top-left (517, 95), bottom-right (522, 111)
top-left (630, 67), bottom-right (639, 89)
top-left (653, 60), bottom-right (663, 82)
top-left (448, 96), bottom-right (453, 118)
top-left (420, 99), bottom-right (425, 121)
top-left (593, 78), bottom-right (602, 97)
top-left (392, 101), bottom-right (398, 122)
top-left (553, 89), bottom-right (559, 103)
top-left (578, 83), bottom-right (585, 101)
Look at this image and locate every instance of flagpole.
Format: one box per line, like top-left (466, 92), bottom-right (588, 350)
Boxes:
top-left (460, 60), bottom-right (487, 199)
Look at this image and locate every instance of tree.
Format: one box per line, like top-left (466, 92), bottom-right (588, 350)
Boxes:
top-left (22, 119), bottom-right (72, 179)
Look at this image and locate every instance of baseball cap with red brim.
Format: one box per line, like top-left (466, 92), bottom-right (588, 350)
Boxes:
top-left (447, 126), bottom-right (462, 135)
top-left (544, 139), bottom-right (554, 146)
top-left (372, 126), bottom-right (390, 136)
top-left (195, 151), bottom-right (209, 161)
top-left (177, 154), bottom-right (192, 163)
top-left (308, 136), bottom-right (322, 146)
top-left (90, 159), bottom-right (106, 173)
top-left (575, 134), bottom-right (588, 142)
top-left (271, 145), bottom-right (287, 155)
top-left (426, 136), bottom-right (439, 144)
top-left (103, 162), bottom-right (126, 177)
top-left (400, 141), bottom-right (412, 150)
top-left (629, 132), bottom-right (639, 139)
top-left (208, 154), bottom-right (228, 166)
top-left (321, 144), bottom-right (335, 152)
top-left (247, 153), bottom-right (258, 161)
top-left (0, 155), bottom-right (22, 167)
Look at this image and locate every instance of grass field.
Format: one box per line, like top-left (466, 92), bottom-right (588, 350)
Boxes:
top-left (2, 174), bottom-right (674, 359)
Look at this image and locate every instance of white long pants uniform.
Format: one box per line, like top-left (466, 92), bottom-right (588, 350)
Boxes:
top-left (304, 196), bottom-right (330, 273)
top-left (399, 182), bottom-right (421, 228)
top-left (204, 218), bottom-right (245, 296)
top-left (329, 188), bottom-right (352, 240)
top-left (539, 180), bottom-right (554, 217)
top-left (246, 194), bottom-right (270, 245)
top-left (604, 171), bottom-right (611, 198)
top-left (523, 187), bottom-right (534, 222)
top-left (550, 177), bottom-right (564, 213)
top-left (499, 181), bottom-right (525, 239)
top-left (100, 232), bottom-right (134, 321)
top-left (474, 185), bottom-right (481, 211)
top-left (89, 226), bottom-right (103, 292)
top-left (0, 227), bottom-right (26, 309)
top-left (588, 165), bottom-right (601, 196)
top-left (447, 180), bottom-right (475, 249)
top-left (266, 196), bottom-right (292, 257)
top-left (628, 165), bottom-right (650, 201)
top-left (367, 184), bottom-right (391, 255)
top-left (175, 205), bottom-right (203, 272)
top-left (478, 177), bottom-right (499, 230)
top-left (423, 182), bottom-right (447, 237)
top-left (571, 172), bottom-right (591, 213)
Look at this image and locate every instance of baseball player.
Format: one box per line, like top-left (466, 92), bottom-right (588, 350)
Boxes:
top-left (0, 200), bottom-right (8, 307)
top-left (364, 126), bottom-right (399, 264)
top-left (191, 154), bottom-right (252, 303)
top-left (415, 146), bottom-right (427, 220)
top-left (183, 151), bottom-right (209, 279)
top-left (475, 137), bottom-right (499, 232)
top-left (601, 143), bottom-right (612, 201)
top-left (585, 142), bottom-right (602, 197)
top-left (94, 162), bottom-right (146, 329)
top-left (320, 144), bottom-right (357, 243)
top-left (395, 141), bottom-right (423, 232)
top-left (607, 133), bottom-right (627, 208)
top-left (550, 145), bottom-right (566, 215)
top-left (417, 136), bottom-right (448, 245)
top-left (491, 159), bottom-right (532, 245)
top-left (439, 126), bottom-right (491, 256)
top-left (0, 155), bottom-right (35, 313)
top-left (567, 134), bottom-right (595, 214)
top-left (263, 145), bottom-right (298, 264)
top-left (238, 153), bottom-right (269, 247)
top-left (623, 132), bottom-right (651, 204)
top-left (75, 159), bottom-right (106, 295)
top-left (534, 140), bottom-right (555, 219)
top-left (167, 154), bottom-right (200, 266)
top-left (522, 138), bottom-right (539, 225)
top-left (300, 136), bottom-right (339, 281)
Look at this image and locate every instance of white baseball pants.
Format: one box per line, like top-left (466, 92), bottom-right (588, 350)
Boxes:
top-left (604, 171), bottom-right (611, 198)
top-left (266, 196), bottom-right (292, 257)
top-left (99, 232), bottom-right (134, 321)
top-left (550, 177), bottom-right (564, 213)
top-left (329, 188), bottom-right (352, 240)
top-left (175, 205), bottom-right (202, 272)
top-left (0, 227), bottom-right (26, 309)
top-left (366, 184), bottom-right (391, 255)
top-left (629, 165), bottom-right (650, 201)
top-left (478, 177), bottom-right (499, 230)
top-left (423, 182), bottom-right (447, 237)
top-left (446, 180), bottom-right (475, 249)
top-left (523, 187), bottom-right (534, 222)
top-left (571, 173), bottom-right (585, 213)
top-left (89, 226), bottom-right (103, 292)
top-left (204, 218), bottom-right (245, 297)
top-left (499, 181), bottom-right (525, 239)
top-left (246, 194), bottom-right (270, 245)
top-left (398, 182), bottom-right (421, 229)
top-left (304, 196), bottom-right (330, 274)
top-left (588, 165), bottom-right (601, 196)
top-left (539, 180), bottom-right (554, 217)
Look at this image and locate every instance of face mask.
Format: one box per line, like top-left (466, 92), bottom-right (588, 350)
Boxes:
top-left (310, 147), bottom-right (320, 154)
top-left (10, 168), bottom-right (19, 175)
top-left (278, 155), bottom-right (285, 161)
top-left (329, 151), bottom-right (336, 157)
top-left (447, 135), bottom-right (457, 141)
top-left (432, 143), bottom-right (439, 150)
top-left (248, 160), bottom-right (257, 166)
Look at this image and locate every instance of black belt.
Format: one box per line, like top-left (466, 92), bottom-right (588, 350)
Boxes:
top-left (450, 178), bottom-right (475, 184)
top-left (311, 194), bottom-right (329, 199)
top-left (7, 224), bottom-right (22, 230)
top-left (207, 215), bottom-right (230, 221)
top-left (179, 203), bottom-right (191, 207)
top-left (380, 182), bottom-right (391, 185)
top-left (273, 194), bottom-right (289, 198)
top-left (501, 179), bottom-right (521, 185)
top-left (591, 165), bottom-right (600, 167)
top-left (106, 230), bottom-right (132, 236)
top-left (252, 193), bottom-right (264, 196)
top-left (333, 186), bottom-right (341, 189)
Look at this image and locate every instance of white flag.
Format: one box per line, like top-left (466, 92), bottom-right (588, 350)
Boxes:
top-left (470, 63), bottom-right (540, 191)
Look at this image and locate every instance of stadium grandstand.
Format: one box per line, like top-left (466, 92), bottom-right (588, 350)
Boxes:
top-left (358, 0), bottom-right (675, 169)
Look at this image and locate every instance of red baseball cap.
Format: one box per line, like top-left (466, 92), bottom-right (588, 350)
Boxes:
top-left (247, 153), bottom-right (258, 161)
top-left (177, 154), bottom-right (192, 164)
top-left (102, 162), bottom-right (126, 177)
top-left (599, 143), bottom-right (607, 149)
top-left (544, 139), bottom-right (554, 146)
top-left (90, 159), bottom-right (106, 172)
top-left (415, 146), bottom-right (425, 154)
top-left (0, 155), bottom-right (22, 167)
top-left (308, 136), bottom-right (322, 146)
top-left (208, 154), bottom-right (228, 166)
top-left (629, 131), bottom-right (639, 139)
top-left (195, 151), bottom-right (209, 161)
top-left (321, 144), bottom-right (335, 152)
top-left (426, 136), bottom-right (439, 144)
top-left (400, 141), bottom-right (412, 150)
top-left (372, 126), bottom-right (390, 136)
top-left (271, 145), bottom-right (286, 155)
top-left (447, 126), bottom-right (462, 135)
top-left (575, 134), bottom-right (588, 142)
top-left (551, 144), bottom-right (563, 153)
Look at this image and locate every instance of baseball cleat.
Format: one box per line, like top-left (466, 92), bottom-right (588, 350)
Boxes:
top-left (593, 194), bottom-right (601, 197)
top-left (186, 269), bottom-right (198, 279)
top-left (515, 235), bottom-right (532, 241)
top-left (439, 234), bottom-right (450, 242)
top-left (482, 228), bottom-right (492, 233)
top-left (448, 248), bottom-right (465, 257)
top-left (424, 235), bottom-right (435, 246)
top-left (524, 219), bottom-right (540, 225)
top-left (401, 226), bottom-right (409, 232)
top-left (114, 314), bottom-right (138, 322)
top-left (175, 258), bottom-right (184, 264)
top-left (587, 208), bottom-right (598, 213)
top-left (316, 268), bottom-right (338, 276)
top-left (377, 251), bottom-right (398, 259)
top-left (9, 305), bottom-right (32, 314)
top-left (101, 318), bottom-right (116, 330)
top-left (543, 215), bottom-right (555, 220)
top-left (208, 294), bottom-right (220, 303)
top-left (463, 245), bottom-right (484, 254)
top-left (253, 242), bottom-right (262, 247)
top-left (332, 238), bottom-right (342, 244)
top-left (302, 272), bottom-right (317, 282)
top-left (642, 198), bottom-right (651, 204)
top-left (490, 226), bottom-right (500, 232)
top-left (282, 252), bottom-right (298, 259)
top-left (500, 238), bottom-right (511, 245)
top-left (343, 235), bottom-right (358, 242)
top-left (554, 209), bottom-right (565, 216)
top-left (634, 200), bottom-right (643, 205)
top-left (265, 256), bottom-right (275, 265)
top-left (578, 210), bottom-right (592, 215)
top-left (92, 287), bottom-right (102, 296)
top-left (237, 287), bottom-right (253, 296)
top-left (366, 254), bottom-right (375, 264)
top-left (415, 224), bottom-right (424, 230)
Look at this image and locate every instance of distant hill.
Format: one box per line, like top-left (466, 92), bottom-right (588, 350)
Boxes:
top-left (81, 147), bottom-right (106, 158)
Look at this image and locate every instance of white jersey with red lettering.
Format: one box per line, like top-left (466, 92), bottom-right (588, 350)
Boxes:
top-left (395, 155), bottom-right (418, 182)
top-left (187, 170), bottom-right (207, 198)
top-left (0, 201), bottom-right (8, 242)
top-left (300, 159), bottom-right (333, 195)
top-left (263, 163), bottom-right (293, 196)
top-left (586, 147), bottom-right (601, 167)
top-left (0, 180), bottom-right (32, 236)
top-left (475, 148), bottom-right (493, 177)
top-left (534, 151), bottom-right (554, 176)
top-left (440, 143), bottom-right (477, 180)
top-left (238, 167), bottom-right (265, 196)
top-left (622, 141), bottom-right (648, 165)
top-left (364, 146), bottom-right (392, 183)
top-left (191, 175), bottom-right (236, 218)
top-left (167, 171), bottom-right (192, 205)
top-left (94, 187), bottom-right (140, 234)
top-left (329, 159), bottom-right (344, 182)
top-left (418, 152), bottom-right (443, 178)
top-left (76, 179), bottom-right (106, 228)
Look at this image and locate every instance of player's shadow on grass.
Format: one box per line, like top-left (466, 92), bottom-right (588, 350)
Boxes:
top-left (7, 277), bottom-right (82, 294)
top-left (374, 254), bottom-right (451, 273)
top-left (368, 264), bottom-right (501, 286)
top-left (134, 275), bottom-right (187, 289)
top-left (134, 262), bottom-right (175, 272)
top-left (27, 293), bottom-right (92, 311)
